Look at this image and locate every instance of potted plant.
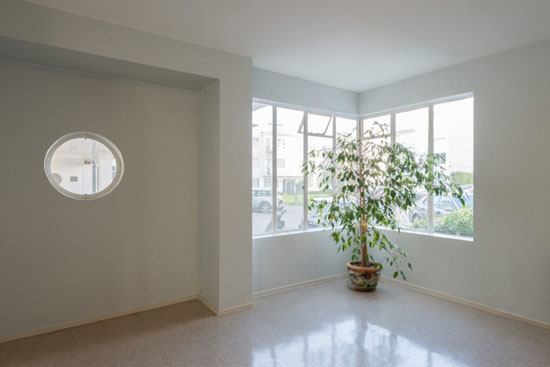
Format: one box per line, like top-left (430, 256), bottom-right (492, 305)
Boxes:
top-left (303, 122), bottom-right (464, 291)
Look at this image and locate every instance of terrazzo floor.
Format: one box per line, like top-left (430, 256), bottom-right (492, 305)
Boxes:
top-left (1, 279), bottom-right (548, 367)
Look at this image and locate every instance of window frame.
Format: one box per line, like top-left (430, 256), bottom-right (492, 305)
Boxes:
top-left (360, 92), bottom-right (473, 239)
top-left (253, 99), bottom-right (358, 237)
top-left (252, 93), bottom-right (473, 240)
top-left (44, 131), bottom-right (124, 200)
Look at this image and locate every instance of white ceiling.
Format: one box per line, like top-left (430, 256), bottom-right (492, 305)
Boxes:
top-left (25, 0), bottom-right (550, 92)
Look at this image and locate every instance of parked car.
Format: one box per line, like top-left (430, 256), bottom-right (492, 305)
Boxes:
top-left (252, 190), bottom-right (284, 213)
top-left (409, 193), bottom-right (473, 223)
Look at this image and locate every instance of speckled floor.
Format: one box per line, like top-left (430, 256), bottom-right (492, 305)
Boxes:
top-left (1, 279), bottom-right (549, 367)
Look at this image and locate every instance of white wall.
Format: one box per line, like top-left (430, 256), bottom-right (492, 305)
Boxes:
top-left (253, 230), bottom-right (349, 293)
top-left (252, 71), bottom-right (357, 293)
top-left (0, 61), bottom-right (200, 340)
top-left (360, 39), bottom-right (550, 325)
top-left (253, 68), bottom-right (358, 116)
top-left (198, 81), bottom-right (220, 309)
top-left (0, 0), bottom-right (253, 339)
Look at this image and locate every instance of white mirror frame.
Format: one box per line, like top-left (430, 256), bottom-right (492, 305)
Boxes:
top-left (44, 131), bottom-right (124, 200)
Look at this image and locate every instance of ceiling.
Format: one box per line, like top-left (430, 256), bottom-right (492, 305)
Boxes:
top-left (25, 0), bottom-right (550, 92)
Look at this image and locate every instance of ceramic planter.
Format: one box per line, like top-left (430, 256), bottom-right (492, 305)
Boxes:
top-left (346, 260), bottom-right (381, 292)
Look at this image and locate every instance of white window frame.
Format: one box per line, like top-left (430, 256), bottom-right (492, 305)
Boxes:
top-left (361, 92), bottom-right (474, 240)
top-left (44, 131), bottom-right (124, 200)
top-left (253, 99), bottom-right (358, 237)
top-left (252, 93), bottom-right (473, 240)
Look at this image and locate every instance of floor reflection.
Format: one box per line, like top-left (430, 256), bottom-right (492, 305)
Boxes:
top-left (254, 316), bottom-right (478, 367)
top-left (1, 279), bottom-right (547, 367)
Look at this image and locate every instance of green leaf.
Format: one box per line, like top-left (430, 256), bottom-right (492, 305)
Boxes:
top-left (393, 271), bottom-right (398, 279)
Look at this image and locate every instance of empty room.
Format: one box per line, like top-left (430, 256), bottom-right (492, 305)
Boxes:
top-left (0, 0), bottom-right (549, 366)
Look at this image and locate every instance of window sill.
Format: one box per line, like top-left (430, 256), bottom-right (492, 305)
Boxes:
top-left (253, 226), bottom-right (473, 243)
top-left (253, 226), bottom-right (329, 240)
top-left (381, 227), bottom-right (473, 242)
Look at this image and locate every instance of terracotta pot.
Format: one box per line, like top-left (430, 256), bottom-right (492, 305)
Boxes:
top-left (346, 261), bottom-right (381, 292)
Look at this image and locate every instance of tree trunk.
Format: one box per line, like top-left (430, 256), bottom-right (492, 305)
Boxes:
top-left (358, 137), bottom-right (368, 267)
top-left (361, 219), bottom-right (368, 267)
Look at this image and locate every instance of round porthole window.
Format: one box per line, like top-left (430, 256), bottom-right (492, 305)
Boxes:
top-left (44, 132), bottom-right (124, 200)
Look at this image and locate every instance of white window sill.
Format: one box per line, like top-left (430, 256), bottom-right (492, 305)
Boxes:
top-left (253, 226), bottom-right (473, 243)
top-left (382, 227), bottom-right (474, 242)
top-left (253, 226), bottom-right (329, 240)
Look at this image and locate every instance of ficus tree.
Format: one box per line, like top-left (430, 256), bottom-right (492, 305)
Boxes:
top-left (303, 122), bottom-right (464, 280)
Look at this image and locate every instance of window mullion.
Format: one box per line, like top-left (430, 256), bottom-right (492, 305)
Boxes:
top-left (390, 113), bottom-right (396, 145)
top-left (427, 105), bottom-right (434, 233)
top-left (303, 112), bottom-right (309, 231)
top-left (272, 106), bottom-right (278, 233)
top-left (331, 115), bottom-right (336, 190)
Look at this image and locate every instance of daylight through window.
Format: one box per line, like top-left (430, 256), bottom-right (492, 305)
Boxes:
top-left (44, 132), bottom-right (124, 200)
top-left (252, 95), bottom-right (473, 239)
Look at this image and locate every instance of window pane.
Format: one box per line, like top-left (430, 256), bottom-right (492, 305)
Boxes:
top-left (307, 135), bottom-right (332, 228)
top-left (396, 108), bottom-right (429, 231)
top-left (308, 113), bottom-right (332, 136)
top-left (396, 108), bottom-right (428, 155)
top-left (433, 97), bottom-right (474, 237)
top-left (49, 137), bottom-right (118, 196)
top-left (362, 115), bottom-right (391, 228)
top-left (277, 107), bottom-right (305, 232)
top-left (252, 102), bottom-right (273, 236)
top-left (336, 117), bottom-right (357, 138)
top-left (363, 114), bottom-right (390, 139)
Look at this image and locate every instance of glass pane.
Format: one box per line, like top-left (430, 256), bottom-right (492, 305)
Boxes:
top-left (396, 107), bottom-right (429, 231)
top-left (49, 138), bottom-right (117, 195)
top-left (362, 115), bottom-right (391, 225)
top-left (433, 97), bottom-right (474, 237)
top-left (396, 108), bottom-right (428, 155)
top-left (252, 102), bottom-right (273, 236)
top-left (307, 135), bottom-right (333, 229)
top-left (308, 113), bottom-right (332, 136)
top-left (277, 107), bottom-right (305, 232)
top-left (336, 117), bottom-right (357, 138)
top-left (363, 114), bottom-right (390, 138)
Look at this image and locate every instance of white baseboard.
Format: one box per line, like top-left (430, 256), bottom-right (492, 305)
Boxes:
top-left (4, 275), bottom-right (546, 344)
top-left (0, 295), bottom-right (199, 344)
top-left (254, 273), bottom-right (549, 329)
top-left (3, 294), bottom-right (256, 344)
top-left (197, 296), bottom-right (253, 315)
top-left (197, 295), bottom-right (218, 315)
top-left (380, 276), bottom-right (550, 329)
top-left (218, 303), bottom-right (254, 315)
top-left (253, 273), bottom-right (347, 298)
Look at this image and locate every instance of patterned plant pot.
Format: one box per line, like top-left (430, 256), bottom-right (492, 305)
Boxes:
top-left (346, 261), bottom-right (381, 292)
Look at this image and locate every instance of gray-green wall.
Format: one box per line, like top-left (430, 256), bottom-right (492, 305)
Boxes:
top-left (0, 61), bottom-right (200, 339)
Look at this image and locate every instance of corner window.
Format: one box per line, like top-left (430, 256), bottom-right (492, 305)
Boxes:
top-left (44, 132), bottom-right (124, 200)
top-left (252, 95), bottom-right (473, 239)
